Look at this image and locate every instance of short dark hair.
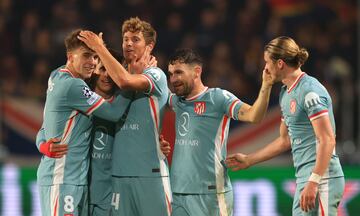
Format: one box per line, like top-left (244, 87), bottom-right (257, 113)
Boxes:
top-left (64, 29), bottom-right (91, 52)
top-left (168, 48), bottom-right (203, 66)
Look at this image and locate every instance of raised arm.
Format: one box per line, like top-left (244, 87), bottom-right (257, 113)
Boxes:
top-left (78, 31), bottom-right (150, 92)
top-left (237, 68), bottom-right (275, 123)
top-left (226, 121), bottom-right (291, 171)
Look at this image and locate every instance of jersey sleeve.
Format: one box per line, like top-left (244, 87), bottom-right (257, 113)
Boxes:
top-left (35, 126), bottom-right (46, 151)
top-left (301, 83), bottom-right (330, 121)
top-left (141, 67), bottom-right (168, 96)
top-left (67, 79), bottom-right (132, 122)
top-left (167, 92), bottom-right (176, 110)
top-left (219, 89), bottom-right (243, 120)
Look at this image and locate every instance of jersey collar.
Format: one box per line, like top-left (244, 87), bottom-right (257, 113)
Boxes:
top-left (186, 87), bottom-right (209, 101)
top-left (59, 68), bottom-right (76, 78)
top-left (287, 72), bottom-right (305, 93)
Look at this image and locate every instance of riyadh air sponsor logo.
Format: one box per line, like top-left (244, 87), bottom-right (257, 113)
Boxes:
top-left (290, 99), bottom-right (296, 114)
top-left (304, 92), bottom-right (321, 108)
top-left (93, 126), bottom-right (108, 151)
top-left (178, 112), bottom-right (190, 136)
top-left (194, 102), bottom-right (206, 115)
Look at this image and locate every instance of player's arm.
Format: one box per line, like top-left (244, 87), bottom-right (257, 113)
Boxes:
top-left (300, 115), bottom-right (336, 212)
top-left (226, 121), bottom-right (291, 171)
top-left (237, 69), bottom-right (274, 123)
top-left (78, 31), bottom-right (151, 92)
top-left (36, 127), bottom-right (68, 158)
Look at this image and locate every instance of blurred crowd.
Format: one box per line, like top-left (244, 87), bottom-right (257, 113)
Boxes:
top-left (0, 0), bottom-right (358, 157)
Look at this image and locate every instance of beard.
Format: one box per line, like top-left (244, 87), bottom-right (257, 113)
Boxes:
top-left (173, 81), bottom-right (194, 97)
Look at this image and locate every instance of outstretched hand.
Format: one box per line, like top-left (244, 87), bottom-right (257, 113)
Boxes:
top-left (129, 46), bottom-right (157, 74)
top-left (77, 30), bottom-right (105, 52)
top-left (225, 153), bottom-right (251, 171)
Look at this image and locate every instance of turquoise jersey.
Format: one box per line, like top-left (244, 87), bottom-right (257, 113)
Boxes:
top-left (112, 67), bottom-right (169, 177)
top-left (279, 72), bottom-right (343, 183)
top-left (169, 87), bottom-right (243, 194)
top-left (37, 66), bottom-right (132, 186)
top-left (89, 114), bottom-right (116, 205)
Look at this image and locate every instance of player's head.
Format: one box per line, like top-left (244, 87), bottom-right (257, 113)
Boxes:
top-left (264, 36), bottom-right (309, 81)
top-left (65, 29), bottom-right (98, 80)
top-left (168, 48), bottom-right (203, 97)
top-left (121, 17), bottom-right (156, 63)
top-left (89, 49), bottom-right (123, 98)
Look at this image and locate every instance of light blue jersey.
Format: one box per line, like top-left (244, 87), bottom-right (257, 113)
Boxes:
top-left (37, 66), bottom-right (132, 186)
top-left (169, 87), bottom-right (243, 194)
top-left (89, 114), bottom-right (116, 206)
top-left (112, 67), bottom-right (169, 177)
top-left (279, 72), bottom-right (343, 183)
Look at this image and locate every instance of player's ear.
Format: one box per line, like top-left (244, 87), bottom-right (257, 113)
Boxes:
top-left (277, 59), bottom-right (284, 69)
top-left (67, 52), bottom-right (73, 63)
top-left (146, 43), bottom-right (154, 53)
top-left (194, 65), bottom-right (202, 78)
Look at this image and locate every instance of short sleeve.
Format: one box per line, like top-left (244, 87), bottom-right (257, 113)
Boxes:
top-left (141, 67), bottom-right (168, 96)
top-left (302, 84), bottom-right (330, 121)
top-left (67, 79), bottom-right (105, 116)
top-left (220, 89), bottom-right (243, 120)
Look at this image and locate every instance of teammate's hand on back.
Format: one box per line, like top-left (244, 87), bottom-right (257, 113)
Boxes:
top-left (159, 135), bottom-right (171, 157)
top-left (39, 138), bottom-right (68, 158)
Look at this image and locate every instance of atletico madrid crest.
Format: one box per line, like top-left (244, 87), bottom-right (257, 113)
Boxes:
top-left (290, 99), bottom-right (296, 114)
top-left (194, 102), bottom-right (206, 115)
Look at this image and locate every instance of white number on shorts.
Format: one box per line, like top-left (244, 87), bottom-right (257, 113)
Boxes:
top-left (111, 193), bottom-right (120, 210)
top-left (64, 195), bottom-right (74, 212)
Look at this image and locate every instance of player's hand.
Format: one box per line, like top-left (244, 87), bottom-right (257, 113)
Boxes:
top-left (129, 46), bottom-right (154, 74)
top-left (159, 135), bottom-right (171, 157)
top-left (225, 153), bottom-right (251, 171)
top-left (262, 68), bottom-right (276, 87)
top-left (39, 138), bottom-right (68, 158)
top-left (300, 181), bottom-right (318, 212)
top-left (78, 30), bottom-right (105, 52)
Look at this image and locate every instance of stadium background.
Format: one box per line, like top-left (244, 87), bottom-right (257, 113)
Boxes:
top-left (0, 0), bottom-right (359, 215)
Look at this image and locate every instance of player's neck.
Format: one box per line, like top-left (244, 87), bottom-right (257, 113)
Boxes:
top-left (282, 68), bottom-right (303, 89)
top-left (95, 88), bottom-right (113, 100)
top-left (65, 63), bottom-right (80, 78)
top-left (186, 82), bottom-right (207, 100)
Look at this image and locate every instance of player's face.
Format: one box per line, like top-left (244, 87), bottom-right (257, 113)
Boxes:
top-left (122, 31), bottom-right (147, 63)
top-left (69, 46), bottom-right (98, 80)
top-left (94, 62), bottom-right (115, 95)
top-left (168, 62), bottom-right (195, 97)
top-left (264, 51), bottom-right (282, 82)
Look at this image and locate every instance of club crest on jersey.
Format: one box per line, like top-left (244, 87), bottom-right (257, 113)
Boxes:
top-left (194, 102), bottom-right (206, 115)
top-left (290, 99), bottom-right (296, 114)
top-left (82, 86), bottom-right (93, 98)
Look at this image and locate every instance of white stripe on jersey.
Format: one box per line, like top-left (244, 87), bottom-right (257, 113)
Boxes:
top-left (217, 193), bottom-right (229, 216)
top-left (161, 176), bottom-right (172, 216)
top-left (318, 178), bottom-right (329, 216)
top-left (50, 185), bottom-right (60, 216)
top-left (214, 116), bottom-right (229, 193)
top-left (53, 110), bottom-right (77, 184)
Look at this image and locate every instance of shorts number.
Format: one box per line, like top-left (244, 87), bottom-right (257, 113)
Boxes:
top-left (111, 193), bottom-right (120, 210)
top-left (64, 195), bottom-right (74, 212)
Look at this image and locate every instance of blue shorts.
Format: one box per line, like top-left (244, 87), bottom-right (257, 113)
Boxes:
top-left (111, 176), bottom-right (172, 216)
top-left (39, 184), bottom-right (88, 216)
top-left (172, 191), bottom-right (233, 216)
top-left (293, 177), bottom-right (345, 216)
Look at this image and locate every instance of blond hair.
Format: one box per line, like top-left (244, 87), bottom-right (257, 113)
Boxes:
top-left (122, 17), bottom-right (157, 45)
top-left (265, 36), bottom-right (309, 68)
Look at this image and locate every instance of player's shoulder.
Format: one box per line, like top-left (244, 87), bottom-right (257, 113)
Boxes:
top-left (143, 67), bottom-right (166, 81)
top-left (299, 74), bottom-right (328, 96)
top-left (210, 87), bottom-right (237, 100)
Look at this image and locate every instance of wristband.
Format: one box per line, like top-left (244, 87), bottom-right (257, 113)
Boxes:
top-left (308, 172), bottom-right (322, 184)
top-left (39, 141), bottom-right (54, 158)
